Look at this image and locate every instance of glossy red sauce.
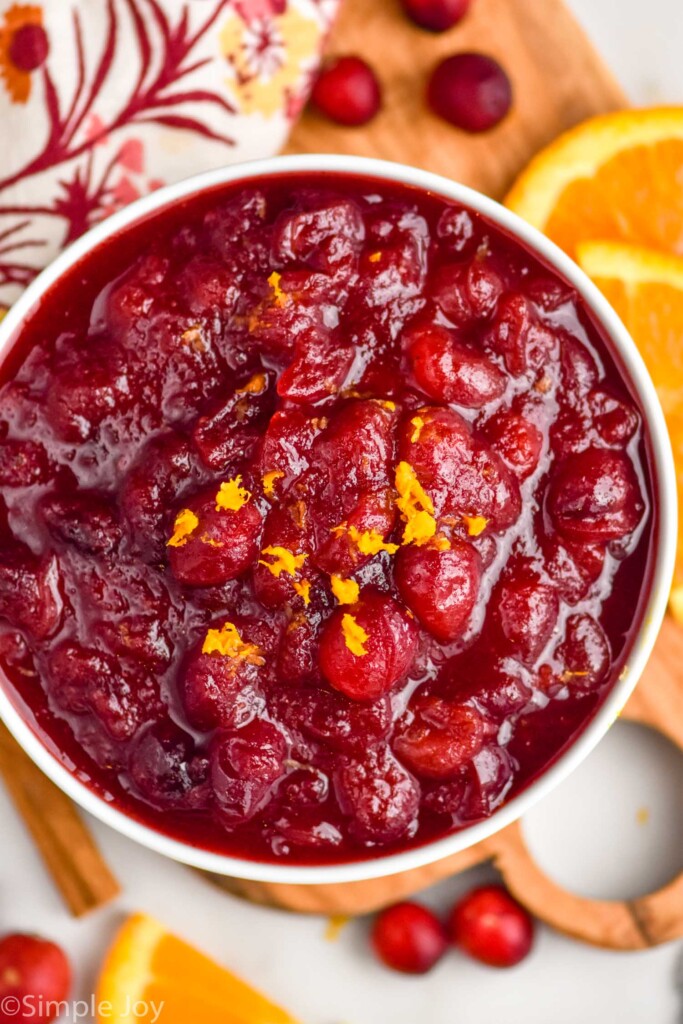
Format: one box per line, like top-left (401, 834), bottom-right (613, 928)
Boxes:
top-left (0, 174), bottom-right (654, 864)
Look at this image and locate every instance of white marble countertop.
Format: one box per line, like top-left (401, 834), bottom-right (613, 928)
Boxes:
top-left (3, 3), bottom-right (683, 1023)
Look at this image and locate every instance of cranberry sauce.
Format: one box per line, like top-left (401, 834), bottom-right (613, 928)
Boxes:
top-left (0, 174), bottom-right (654, 864)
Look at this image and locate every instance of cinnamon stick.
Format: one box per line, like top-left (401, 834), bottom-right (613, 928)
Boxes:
top-left (0, 721), bottom-right (120, 916)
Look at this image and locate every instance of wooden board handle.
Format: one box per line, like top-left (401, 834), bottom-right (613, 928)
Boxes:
top-left (0, 722), bottom-right (120, 916)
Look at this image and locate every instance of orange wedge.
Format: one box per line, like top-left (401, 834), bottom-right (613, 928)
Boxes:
top-left (505, 108), bottom-right (683, 259)
top-left (575, 239), bottom-right (683, 609)
top-left (96, 913), bottom-right (300, 1024)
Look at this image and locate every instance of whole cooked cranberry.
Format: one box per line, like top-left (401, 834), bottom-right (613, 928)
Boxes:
top-left (277, 331), bottom-right (355, 404)
top-left (192, 370), bottom-right (274, 470)
top-left (181, 621), bottom-right (268, 730)
top-left (492, 571), bottom-right (559, 665)
top-left (547, 447), bottom-right (644, 543)
top-left (311, 56), bottom-right (381, 127)
top-left (484, 411), bottom-right (543, 480)
top-left (428, 53), bottom-right (512, 132)
top-left (318, 590), bottom-right (418, 701)
top-left (395, 541), bottom-right (481, 642)
top-left (407, 323), bottom-right (506, 407)
top-left (210, 719), bottom-right (288, 824)
top-left (449, 885), bottom-right (534, 967)
top-left (401, 406), bottom-right (521, 530)
top-left (431, 261), bottom-right (504, 324)
top-left (41, 492), bottom-right (122, 554)
top-left (589, 389), bottom-right (640, 447)
top-left (402, 0), bottom-right (471, 32)
top-left (120, 433), bottom-right (201, 559)
top-left (281, 766), bottom-right (329, 808)
top-left (129, 721), bottom-right (209, 809)
top-left (46, 346), bottom-right (132, 442)
top-left (0, 550), bottom-right (62, 639)
top-left (335, 745), bottom-right (420, 842)
top-left (0, 934), bottom-right (70, 1024)
top-left (272, 197), bottom-right (366, 273)
top-left (395, 696), bottom-right (487, 779)
top-left (542, 536), bottom-right (605, 604)
top-left (167, 485), bottom-right (262, 586)
top-left (556, 613), bottom-right (611, 690)
top-left (47, 642), bottom-right (161, 740)
top-left (487, 294), bottom-right (557, 377)
top-left (274, 683), bottom-right (393, 755)
top-left (371, 902), bottom-right (448, 974)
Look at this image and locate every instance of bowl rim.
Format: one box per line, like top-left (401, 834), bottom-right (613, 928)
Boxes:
top-left (0, 153), bottom-right (676, 885)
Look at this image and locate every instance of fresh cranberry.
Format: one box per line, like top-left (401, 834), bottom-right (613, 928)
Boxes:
top-left (492, 570), bottom-right (559, 665)
top-left (311, 56), bottom-right (381, 127)
top-left (167, 485), bottom-right (262, 586)
top-left (0, 934), bottom-right (70, 1024)
top-left (407, 323), bottom-right (506, 407)
top-left (449, 885), bottom-right (534, 967)
top-left (319, 590), bottom-right (418, 701)
top-left (548, 447), bottom-right (644, 543)
top-left (335, 745), bottom-right (420, 842)
top-left (428, 53), bottom-right (512, 132)
top-left (395, 541), bottom-right (481, 642)
top-left (402, 0), bottom-right (471, 32)
top-left (371, 902), bottom-right (448, 974)
top-left (395, 696), bottom-right (487, 779)
top-left (210, 719), bottom-right (288, 824)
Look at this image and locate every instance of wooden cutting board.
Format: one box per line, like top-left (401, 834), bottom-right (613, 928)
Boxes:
top-left (286, 0), bottom-right (626, 198)
top-left (210, 0), bottom-right (683, 950)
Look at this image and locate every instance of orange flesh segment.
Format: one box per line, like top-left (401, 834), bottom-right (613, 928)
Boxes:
top-left (96, 913), bottom-right (300, 1024)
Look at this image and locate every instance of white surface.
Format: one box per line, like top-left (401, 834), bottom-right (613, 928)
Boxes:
top-left (2, 2), bottom-right (683, 1022)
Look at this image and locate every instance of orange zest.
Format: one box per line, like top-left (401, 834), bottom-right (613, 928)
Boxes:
top-left (215, 476), bottom-right (251, 512)
top-left (96, 913), bottom-right (299, 1024)
top-left (341, 613), bottom-right (369, 657)
top-left (259, 546), bottom-right (308, 578)
top-left (202, 622), bottom-right (264, 665)
top-left (167, 509), bottom-right (199, 548)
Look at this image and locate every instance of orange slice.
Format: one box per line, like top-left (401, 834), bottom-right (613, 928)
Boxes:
top-left (96, 913), bottom-right (300, 1024)
top-left (575, 239), bottom-right (683, 607)
top-left (505, 108), bottom-right (683, 259)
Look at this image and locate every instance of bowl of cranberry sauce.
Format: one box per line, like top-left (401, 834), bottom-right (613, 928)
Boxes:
top-left (0, 156), bottom-right (674, 882)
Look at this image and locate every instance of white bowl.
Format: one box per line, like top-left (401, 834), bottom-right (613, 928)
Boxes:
top-left (0, 155), bottom-right (676, 885)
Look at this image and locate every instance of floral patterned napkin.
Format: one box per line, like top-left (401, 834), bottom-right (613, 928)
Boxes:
top-left (0, 0), bottom-right (338, 310)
